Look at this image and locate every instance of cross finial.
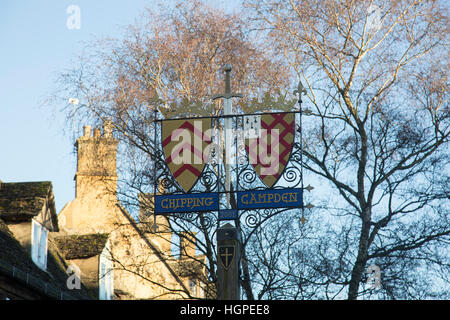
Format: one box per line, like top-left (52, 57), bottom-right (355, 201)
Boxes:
top-left (293, 80), bottom-right (307, 104)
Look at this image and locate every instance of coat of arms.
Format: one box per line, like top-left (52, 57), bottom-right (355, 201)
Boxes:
top-left (161, 118), bottom-right (212, 192)
top-left (244, 113), bottom-right (295, 188)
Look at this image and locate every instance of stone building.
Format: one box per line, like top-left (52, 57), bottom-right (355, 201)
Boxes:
top-left (57, 123), bottom-right (207, 300)
top-left (0, 181), bottom-right (92, 299)
top-left (0, 123), bottom-right (207, 300)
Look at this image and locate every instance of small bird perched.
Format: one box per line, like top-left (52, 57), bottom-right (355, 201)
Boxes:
top-left (68, 97), bottom-right (79, 105)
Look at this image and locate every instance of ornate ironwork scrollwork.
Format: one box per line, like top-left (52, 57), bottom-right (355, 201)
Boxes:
top-left (197, 213), bottom-right (215, 230)
top-left (197, 167), bottom-right (219, 192)
top-left (244, 212), bottom-right (259, 228)
top-left (283, 166), bottom-right (301, 185)
top-left (239, 167), bottom-right (257, 188)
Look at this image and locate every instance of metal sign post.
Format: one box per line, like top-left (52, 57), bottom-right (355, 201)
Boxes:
top-left (217, 223), bottom-right (241, 300)
top-left (213, 65), bottom-right (243, 300)
top-left (151, 66), bottom-right (311, 301)
top-left (213, 64), bottom-right (242, 208)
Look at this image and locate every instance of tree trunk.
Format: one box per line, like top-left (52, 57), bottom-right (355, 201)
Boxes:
top-left (348, 215), bottom-right (371, 300)
top-left (240, 246), bottom-right (255, 300)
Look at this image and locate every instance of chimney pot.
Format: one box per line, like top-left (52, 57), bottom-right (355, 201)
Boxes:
top-left (83, 125), bottom-right (92, 137)
top-left (93, 128), bottom-right (101, 138)
top-left (103, 120), bottom-right (113, 138)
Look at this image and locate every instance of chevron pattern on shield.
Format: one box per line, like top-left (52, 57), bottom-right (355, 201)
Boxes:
top-left (245, 113), bottom-right (295, 188)
top-left (161, 118), bottom-right (212, 192)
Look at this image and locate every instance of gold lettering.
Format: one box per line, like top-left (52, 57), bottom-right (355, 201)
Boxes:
top-left (290, 192), bottom-right (298, 203)
top-left (274, 193), bottom-right (281, 203)
top-left (161, 198), bottom-right (168, 209)
top-left (258, 193), bottom-right (266, 203)
top-left (241, 194), bottom-right (249, 205)
top-left (204, 197), bottom-right (213, 206)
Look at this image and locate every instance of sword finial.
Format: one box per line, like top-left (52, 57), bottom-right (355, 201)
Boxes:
top-left (213, 64), bottom-right (243, 101)
top-left (224, 64), bottom-right (232, 94)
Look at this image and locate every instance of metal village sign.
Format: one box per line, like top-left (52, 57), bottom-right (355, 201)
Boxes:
top-left (152, 64), bottom-right (311, 223)
top-left (150, 65), bottom-right (311, 298)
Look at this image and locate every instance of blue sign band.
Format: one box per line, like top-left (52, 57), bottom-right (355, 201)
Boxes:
top-left (154, 193), bottom-right (219, 214)
top-left (218, 209), bottom-right (239, 220)
top-left (237, 188), bottom-right (303, 210)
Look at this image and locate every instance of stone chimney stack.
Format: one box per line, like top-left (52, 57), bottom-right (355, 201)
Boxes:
top-left (83, 125), bottom-right (91, 137)
top-left (75, 121), bottom-right (118, 199)
top-left (58, 120), bottom-right (122, 234)
top-left (103, 120), bottom-right (113, 138)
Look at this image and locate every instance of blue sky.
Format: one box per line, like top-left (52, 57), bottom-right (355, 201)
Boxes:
top-left (0, 1), bottom-right (241, 212)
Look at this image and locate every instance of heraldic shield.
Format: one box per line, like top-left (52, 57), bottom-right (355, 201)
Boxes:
top-left (218, 246), bottom-right (235, 270)
top-left (161, 118), bottom-right (212, 192)
top-left (245, 113), bottom-right (295, 188)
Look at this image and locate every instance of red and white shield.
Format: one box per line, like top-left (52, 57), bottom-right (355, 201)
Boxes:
top-left (161, 118), bottom-right (212, 192)
top-left (245, 113), bottom-right (295, 188)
